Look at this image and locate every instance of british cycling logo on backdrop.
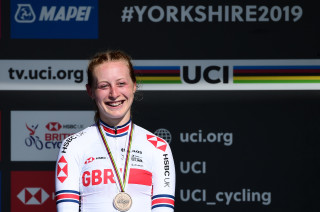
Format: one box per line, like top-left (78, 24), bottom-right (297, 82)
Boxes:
top-left (24, 121), bottom-right (75, 150)
top-left (10, 0), bottom-right (98, 39)
top-left (25, 123), bottom-right (44, 150)
top-left (11, 111), bottom-right (94, 161)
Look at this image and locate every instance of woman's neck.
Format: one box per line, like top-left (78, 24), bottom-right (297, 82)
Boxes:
top-left (100, 117), bottom-right (130, 127)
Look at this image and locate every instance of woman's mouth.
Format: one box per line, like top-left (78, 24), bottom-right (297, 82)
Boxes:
top-left (106, 101), bottom-right (124, 107)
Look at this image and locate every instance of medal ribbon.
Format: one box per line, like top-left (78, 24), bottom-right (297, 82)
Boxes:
top-left (98, 122), bottom-right (134, 192)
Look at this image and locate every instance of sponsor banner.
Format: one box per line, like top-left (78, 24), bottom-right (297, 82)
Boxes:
top-left (1, 60), bottom-right (320, 90)
top-left (11, 171), bottom-right (55, 212)
top-left (10, 0), bottom-right (98, 39)
top-left (11, 111), bottom-right (95, 161)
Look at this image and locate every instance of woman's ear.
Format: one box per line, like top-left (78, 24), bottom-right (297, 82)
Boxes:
top-left (86, 84), bottom-right (94, 99)
top-left (133, 82), bottom-right (137, 94)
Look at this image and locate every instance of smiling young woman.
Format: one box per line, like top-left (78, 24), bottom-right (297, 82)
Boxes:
top-left (55, 50), bottom-right (176, 212)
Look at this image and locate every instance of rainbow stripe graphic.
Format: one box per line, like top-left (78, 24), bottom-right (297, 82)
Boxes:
top-left (134, 66), bottom-right (181, 84)
top-left (233, 66), bottom-right (320, 83)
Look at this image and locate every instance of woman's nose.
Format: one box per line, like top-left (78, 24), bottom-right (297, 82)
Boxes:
top-left (109, 86), bottom-right (119, 98)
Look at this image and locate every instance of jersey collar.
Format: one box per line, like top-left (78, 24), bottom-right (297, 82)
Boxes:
top-left (99, 119), bottom-right (131, 137)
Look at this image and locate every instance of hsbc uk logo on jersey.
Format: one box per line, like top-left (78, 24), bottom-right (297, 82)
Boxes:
top-left (57, 156), bottom-right (68, 183)
top-left (147, 134), bottom-right (167, 152)
top-left (10, 0), bottom-right (98, 39)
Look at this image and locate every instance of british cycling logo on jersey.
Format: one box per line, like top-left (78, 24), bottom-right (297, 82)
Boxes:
top-left (10, 0), bottom-right (98, 39)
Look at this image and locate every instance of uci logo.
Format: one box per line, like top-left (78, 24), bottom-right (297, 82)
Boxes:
top-left (182, 65), bottom-right (229, 84)
top-left (15, 4), bottom-right (36, 23)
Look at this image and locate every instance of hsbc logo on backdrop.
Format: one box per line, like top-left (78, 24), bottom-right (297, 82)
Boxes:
top-left (11, 171), bottom-right (55, 212)
top-left (10, 0), bottom-right (98, 39)
top-left (46, 122), bottom-right (62, 131)
top-left (17, 187), bottom-right (49, 205)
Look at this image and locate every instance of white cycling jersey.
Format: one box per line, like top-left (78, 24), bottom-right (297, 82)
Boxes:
top-left (55, 119), bottom-right (175, 212)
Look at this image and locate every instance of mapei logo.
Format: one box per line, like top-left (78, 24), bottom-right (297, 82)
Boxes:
top-left (11, 0), bottom-right (98, 39)
top-left (14, 4), bottom-right (93, 23)
top-left (46, 122), bottom-right (62, 131)
top-left (146, 134), bottom-right (167, 152)
top-left (17, 187), bottom-right (49, 205)
top-left (15, 4), bottom-right (36, 23)
top-left (57, 156), bottom-right (68, 183)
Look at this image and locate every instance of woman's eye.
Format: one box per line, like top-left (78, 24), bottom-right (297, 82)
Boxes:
top-left (118, 82), bottom-right (126, 86)
top-left (97, 84), bottom-right (109, 89)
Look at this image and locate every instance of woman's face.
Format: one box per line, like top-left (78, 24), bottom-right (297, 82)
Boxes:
top-left (87, 60), bottom-right (136, 126)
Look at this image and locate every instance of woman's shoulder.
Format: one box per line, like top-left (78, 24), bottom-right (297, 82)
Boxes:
top-left (59, 123), bottom-right (98, 152)
top-left (133, 123), bottom-right (154, 137)
top-left (67, 123), bottom-right (97, 140)
top-left (133, 123), bottom-right (170, 151)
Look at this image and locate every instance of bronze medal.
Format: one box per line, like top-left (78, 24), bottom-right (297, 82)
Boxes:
top-left (113, 192), bottom-right (132, 211)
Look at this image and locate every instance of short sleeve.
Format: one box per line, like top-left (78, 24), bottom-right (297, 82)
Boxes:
top-left (151, 139), bottom-right (176, 211)
top-left (55, 135), bottom-right (82, 212)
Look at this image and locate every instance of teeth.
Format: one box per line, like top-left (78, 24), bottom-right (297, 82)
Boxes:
top-left (108, 101), bottom-right (122, 107)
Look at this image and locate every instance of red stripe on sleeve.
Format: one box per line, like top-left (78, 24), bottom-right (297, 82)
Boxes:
top-left (56, 194), bottom-right (79, 200)
top-left (152, 198), bottom-right (175, 205)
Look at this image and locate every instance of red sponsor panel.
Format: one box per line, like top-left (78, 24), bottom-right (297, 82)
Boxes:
top-left (11, 171), bottom-right (56, 212)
